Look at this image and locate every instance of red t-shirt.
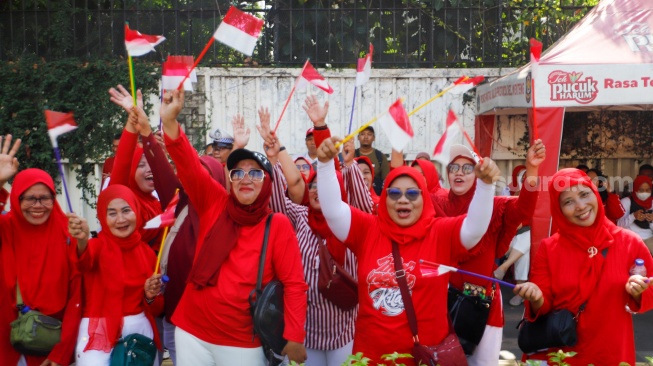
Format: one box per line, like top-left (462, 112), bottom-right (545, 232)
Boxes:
top-left (344, 207), bottom-right (466, 365)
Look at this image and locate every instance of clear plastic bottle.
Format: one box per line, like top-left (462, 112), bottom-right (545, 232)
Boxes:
top-left (159, 275), bottom-right (170, 295)
top-left (629, 259), bottom-right (647, 277)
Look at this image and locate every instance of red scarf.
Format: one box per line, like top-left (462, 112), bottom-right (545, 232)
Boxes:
top-left (85, 185), bottom-right (146, 352)
top-left (632, 175), bottom-right (653, 210)
top-left (1, 169), bottom-right (72, 315)
top-left (411, 159), bottom-right (442, 194)
top-left (377, 167), bottom-right (435, 245)
top-left (548, 168), bottom-right (614, 303)
top-left (306, 171), bottom-right (348, 264)
top-left (128, 147), bottom-right (162, 243)
top-left (189, 170), bottom-right (272, 289)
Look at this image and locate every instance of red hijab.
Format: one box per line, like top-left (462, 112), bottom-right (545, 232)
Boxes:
top-left (189, 165), bottom-right (272, 289)
top-left (85, 185), bottom-right (145, 352)
top-left (411, 159), bottom-right (442, 194)
top-left (509, 165), bottom-right (527, 195)
top-left (307, 170), bottom-right (348, 264)
top-left (1, 169), bottom-right (72, 315)
top-left (632, 175), bottom-right (653, 209)
top-left (129, 147), bottom-right (162, 243)
top-left (548, 168), bottom-right (614, 303)
top-left (355, 156), bottom-right (380, 206)
top-left (433, 156), bottom-right (477, 217)
top-left (377, 167), bottom-right (436, 245)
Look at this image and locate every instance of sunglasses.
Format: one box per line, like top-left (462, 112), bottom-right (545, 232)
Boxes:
top-left (447, 163), bottom-right (475, 175)
top-left (229, 169), bottom-right (265, 182)
top-left (296, 164), bottom-right (311, 171)
top-left (386, 188), bottom-right (422, 202)
top-left (308, 182), bottom-right (318, 191)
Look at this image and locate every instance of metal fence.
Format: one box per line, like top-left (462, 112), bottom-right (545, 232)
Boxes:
top-left (0, 0), bottom-right (595, 68)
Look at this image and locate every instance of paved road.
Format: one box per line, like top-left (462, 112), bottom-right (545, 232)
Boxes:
top-left (500, 286), bottom-right (653, 363)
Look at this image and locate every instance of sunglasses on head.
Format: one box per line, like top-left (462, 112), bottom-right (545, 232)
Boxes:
top-left (447, 163), bottom-right (475, 175)
top-left (296, 164), bottom-right (311, 171)
top-left (229, 169), bottom-right (265, 182)
top-left (386, 187), bottom-right (422, 201)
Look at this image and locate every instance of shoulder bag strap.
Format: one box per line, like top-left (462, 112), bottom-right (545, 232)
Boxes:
top-left (577, 247), bottom-right (609, 317)
top-left (255, 214), bottom-right (275, 294)
top-left (391, 241), bottom-right (420, 340)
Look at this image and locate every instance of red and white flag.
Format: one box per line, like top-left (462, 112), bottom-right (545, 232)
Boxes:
top-left (45, 110), bottom-right (77, 147)
top-left (213, 6), bottom-right (264, 56)
top-left (144, 193), bottom-right (179, 229)
top-left (530, 38), bottom-right (543, 64)
top-left (419, 260), bottom-right (458, 277)
top-left (296, 60), bottom-right (334, 94)
top-left (124, 24), bottom-right (165, 57)
top-left (432, 109), bottom-right (463, 166)
top-left (449, 75), bottom-right (485, 94)
top-left (162, 56), bottom-right (196, 91)
top-left (377, 99), bottom-right (413, 152)
top-left (356, 44), bottom-right (374, 86)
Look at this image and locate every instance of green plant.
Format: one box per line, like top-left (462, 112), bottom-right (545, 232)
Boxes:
top-left (547, 349), bottom-right (577, 366)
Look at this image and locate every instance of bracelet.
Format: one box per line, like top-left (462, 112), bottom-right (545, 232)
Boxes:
top-left (279, 146), bottom-right (286, 152)
top-left (145, 296), bottom-right (155, 305)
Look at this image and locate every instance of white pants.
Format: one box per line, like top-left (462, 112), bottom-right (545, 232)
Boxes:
top-left (466, 325), bottom-right (502, 366)
top-left (75, 312), bottom-right (154, 366)
top-left (174, 327), bottom-right (266, 366)
top-left (163, 317), bottom-right (177, 364)
top-left (305, 341), bottom-right (353, 366)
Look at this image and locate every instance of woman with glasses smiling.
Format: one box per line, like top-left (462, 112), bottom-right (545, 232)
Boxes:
top-left (431, 142), bottom-right (545, 365)
top-left (315, 136), bottom-right (500, 365)
top-left (0, 135), bottom-right (82, 366)
top-left (159, 89), bottom-right (308, 366)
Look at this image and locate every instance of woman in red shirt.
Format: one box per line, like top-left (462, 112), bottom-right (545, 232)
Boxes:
top-left (67, 185), bottom-right (161, 365)
top-left (316, 136), bottom-right (500, 365)
top-left (0, 139), bottom-right (82, 366)
top-left (515, 168), bottom-right (653, 365)
top-left (160, 90), bottom-right (308, 366)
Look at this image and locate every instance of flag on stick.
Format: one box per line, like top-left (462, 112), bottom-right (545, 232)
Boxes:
top-left (162, 56), bottom-right (196, 91)
top-left (356, 44), bottom-right (374, 87)
top-left (296, 61), bottom-right (334, 94)
top-left (377, 99), bottom-right (413, 152)
top-left (432, 109), bottom-right (463, 167)
top-left (124, 24), bottom-right (165, 57)
top-left (213, 6), bottom-right (264, 56)
top-left (419, 259), bottom-right (516, 288)
top-left (144, 192), bottom-right (180, 229)
top-left (449, 75), bottom-right (485, 94)
top-left (44, 110), bottom-right (77, 213)
top-left (529, 38), bottom-right (542, 141)
top-left (153, 189), bottom-right (179, 275)
top-left (407, 76), bottom-right (471, 118)
top-left (334, 99), bottom-right (403, 149)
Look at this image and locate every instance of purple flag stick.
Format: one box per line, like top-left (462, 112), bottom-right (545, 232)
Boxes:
top-left (347, 86), bottom-right (357, 135)
top-left (420, 259), bottom-right (515, 288)
top-left (455, 267), bottom-right (516, 289)
top-left (53, 147), bottom-right (74, 213)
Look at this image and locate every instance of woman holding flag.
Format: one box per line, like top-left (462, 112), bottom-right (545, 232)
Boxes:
top-left (514, 168), bottom-right (653, 365)
top-left (0, 135), bottom-right (82, 366)
top-left (315, 135), bottom-right (500, 365)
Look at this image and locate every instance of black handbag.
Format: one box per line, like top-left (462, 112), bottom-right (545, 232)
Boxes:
top-left (517, 247), bottom-right (608, 354)
top-left (447, 284), bottom-right (492, 355)
top-left (248, 214), bottom-right (287, 365)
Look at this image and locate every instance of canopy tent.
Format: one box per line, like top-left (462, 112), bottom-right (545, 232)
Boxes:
top-left (475, 0), bottom-right (653, 255)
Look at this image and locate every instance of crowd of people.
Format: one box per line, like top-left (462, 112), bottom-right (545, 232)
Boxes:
top-left (0, 86), bottom-right (652, 366)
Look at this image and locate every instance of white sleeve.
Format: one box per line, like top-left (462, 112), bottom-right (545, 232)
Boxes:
top-left (617, 198), bottom-right (634, 229)
top-left (460, 179), bottom-right (496, 249)
top-left (317, 159), bottom-right (351, 242)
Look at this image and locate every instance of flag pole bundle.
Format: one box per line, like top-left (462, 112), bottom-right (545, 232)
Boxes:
top-left (348, 44), bottom-right (374, 134)
top-left (44, 110), bottom-right (78, 213)
top-left (176, 6), bottom-right (264, 90)
top-left (273, 60), bottom-right (334, 133)
top-left (124, 23), bottom-right (165, 106)
top-left (419, 259), bottom-right (516, 289)
top-left (529, 38), bottom-right (543, 141)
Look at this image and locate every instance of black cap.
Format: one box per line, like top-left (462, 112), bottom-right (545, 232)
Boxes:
top-left (361, 126), bottom-right (374, 134)
top-left (227, 148), bottom-right (273, 176)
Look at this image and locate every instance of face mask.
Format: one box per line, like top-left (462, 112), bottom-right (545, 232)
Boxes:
top-left (636, 192), bottom-right (651, 201)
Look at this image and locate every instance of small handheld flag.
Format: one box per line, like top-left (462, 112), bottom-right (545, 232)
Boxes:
top-left (213, 6), bottom-right (264, 56)
top-left (419, 259), bottom-right (516, 289)
top-left (124, 24), bottom-right (165, 57)
top-left (144, 192), bottom-right (179, 229)
top-left (529, 38), bottom-right (543, 141)
top-left (162, 56), bottom-right (196, 91)
top-left (449, 75), bottom-right (485, 94)
top-left (377, 99), bottom-right (413, 152)
top-left (153, 189), bottom-right (179, 275)
top-left (348, 43), bottom-right (374, 134)
top-left (44, 110), bottom-right (77, 212)
top-left (432, 109), bottom-right (463, 167)
top-left (296, 61), bottom-right (334, 94)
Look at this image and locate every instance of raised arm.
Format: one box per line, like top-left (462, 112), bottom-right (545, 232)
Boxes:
top-left (459, 157), bottom-right (501, 248)
top-left (316, 137), bottom-right (351, 242)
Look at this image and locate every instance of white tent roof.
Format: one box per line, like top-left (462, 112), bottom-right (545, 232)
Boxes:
top-left (477, 0), bottom-right (653, 114)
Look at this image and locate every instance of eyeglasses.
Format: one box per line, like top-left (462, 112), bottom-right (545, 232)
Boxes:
top-left (296, 164), bottom-right (311, 171)
top-left (308, 182), bottom-right (318, 192)
top-left (19, 195), bottom-right (54, 207)
top-left (229, 169), bottom-right (265, 182)
top-left (447, 163), bottom-right (475, 175)
top-left (386, 188), bottom-right (422, 202)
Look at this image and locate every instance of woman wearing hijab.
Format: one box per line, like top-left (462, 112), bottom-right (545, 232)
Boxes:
top-left (586, 168), bottom-right (625, 224)
top-left (429, 142), bottom-right (544, 365)
top-left (67, 185), bottom-right (161, 365)
top-left (160, 90), bottom-right (308, 366)
top-left (410, 159), bottom-right (443, 195)
top-left (514, 168), bottom-right (653, 365)
top-left (316, 136), bottom-right (500, 365)
top-left (0, 135), bottom-right (82, 366)
top-left (618, 175), bottom-right (653, 250)
top-left (354, 156), bottom-right (379, 212)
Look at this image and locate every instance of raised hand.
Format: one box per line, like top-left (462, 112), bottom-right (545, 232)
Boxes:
top-left (67, 213), bottom-right (90, 242)
top-left (526, 139), bottom-right (546, 168)
top-left (256, 107), bottom-right (275, 147)
top-left (0, 134), bottom-right (21, 185)
top-left (128, 106), bottom-right (153, 137)
top-left (231, 114), bottom-right (251, 149)
top-left (317, 136), bottom-right (342, 163)
top-left (474, 157), bottom-right (501, 185)
top-left (160, 89), bottom-right (185, 124)
top-left (302, 95), bottom-right (329, 127)
top-left (342, 138), bottom-right (355, 166)
top-left (109, 85), bottom-right (144, 112)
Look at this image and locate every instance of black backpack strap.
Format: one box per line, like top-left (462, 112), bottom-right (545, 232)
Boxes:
top-left (255, 214), bottom-right (275, 294)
